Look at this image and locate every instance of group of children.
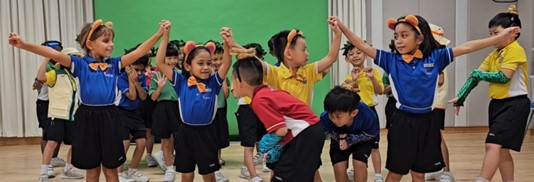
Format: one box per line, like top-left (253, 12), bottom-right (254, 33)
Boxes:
top-left (8, 4), bottom-right (529, 182)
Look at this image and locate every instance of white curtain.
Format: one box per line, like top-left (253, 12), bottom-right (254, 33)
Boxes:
top-left (0, 0), bottom-right (93, 137)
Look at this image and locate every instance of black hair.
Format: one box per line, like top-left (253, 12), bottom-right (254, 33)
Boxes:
top-left (181, 46), bottom-right (211, 78)
top-left (388, 39), bottom-right (398, 53)
top-left (394, 15), bottom-right (439, 57)
top-left (232, 57), bottom-right (264, 86)
top-left (488, 12), bottom-right (521, 39)
top-left (243, 43), bottom-right (267, 60)
top-left (169, 39), bottom-right (186, 48)
top-left (267, 34), bottom-right (276, 53)
top-left (271, 29), bottom-right (305, 64)
top-left (341, 40), bottom-right (371, 56)
top-left (206, 40), bottom-right (224, 55)
top-left (324, 86), bottom-right (361, 113)
top-left (41, 40), bottom-right (63, 51)
top-left (165, 43), bottom-right (179, 57)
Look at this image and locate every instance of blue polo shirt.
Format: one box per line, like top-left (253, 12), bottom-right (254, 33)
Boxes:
top-left (320, 102), bottom-right (379, 137)
top-left (172, 71), bottom-right (223, 126)
top-left (70, 55), bottom-right (121, 106)
top-left (374, 48), bottom-right (453, 114)
top-left (117, 72), bottom-right (148, 110)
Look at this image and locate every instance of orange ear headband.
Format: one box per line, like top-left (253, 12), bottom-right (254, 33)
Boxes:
top-left (385, 15), bottom-right (421, 35)
top-left (284, 29), bottom-right (304, 53)
top-left (183, 41), bottom-right (216, 60)
top-left (86, 19), bottom-right (113, 43)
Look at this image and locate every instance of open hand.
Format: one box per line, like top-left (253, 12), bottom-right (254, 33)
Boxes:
top-left (447, 97), bottom-right (461, 116)
top-left (155, 72), bottom-right (167, 88)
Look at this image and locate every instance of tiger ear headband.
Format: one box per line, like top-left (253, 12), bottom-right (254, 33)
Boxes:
top-left (284, 29), bottom-right (304, 53)
top-left (385, 15), bottom-right (421, 35)
top-left (183, 41), bottom-right (216, 60)
top-left (86, 19), bottom-right (113, 43)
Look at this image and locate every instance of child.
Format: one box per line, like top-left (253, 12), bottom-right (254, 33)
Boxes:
top-left (155, 25), bottom-right (231, 182)
top-left (9, 19), bottom-right (170, 181)
top-left (336, 14), bottom-right (520, 181)
top-left (138, 48), bottom-right (159, 169)
top-left (424, 23), bottom-right (454, 182)
top-left (37, 47), bottom-right (84, 181)
top-left (170, 39), bottom-right (186, 70)
top-left (116, 52), bottom-right (151, 182)
top-left (230, 51), bottom-right (324, 182)
top-left (450, 5), bottom-right (528, 182)
top-left (234, 43), bottom-right (268, 182)
top-left (150, 42), bottom-right (180, 181)
top-left (342, 41), bottom-right (384, 182)
top-left (321, 79), bottom-right (380, 182)
top-left (207, 39), bottom-right (230, 182)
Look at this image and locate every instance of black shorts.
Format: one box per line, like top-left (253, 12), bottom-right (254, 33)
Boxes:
top-left (174, 121), bottom-right (220, 175)
top-left (214, 106), bottom-right (230, 149)
top-left (36, 99), bottom-right (50, 129)
top-left (487, 95), bottom-right (529, 152)
top-left (152, 101), bottom-right (179, 139)
top-left (236, 105), bottom-right (266, 147)
top-left (386, 109), bottom-right (443, 175)
top-left (43, 118), bottom-right (74, 145)
top-left (118, 108), bottom-right (147, 140)
top-left (432, 109), bottom-right (446, 130)
top-left (140, 98), bottom-right (156, 128)
top-left (329, 139), bottom-right (373, 165)
top-left (71, 105), bottom-right (126, 169)
top-left (384, 97), bottom-right (397, 130)
top-left (370, 106), bottom-right (380, 149)
top-left (267, 124), bottom-right (325, 182)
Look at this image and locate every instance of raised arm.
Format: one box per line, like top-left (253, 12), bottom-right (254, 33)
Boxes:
top-left (452, 26), bottom-right (520, 57)
top-left (9, 33), bottom-right (71, 67)
top-left (155, 24), bottom-right (174, 80)
top-left (338, 20), bottom-right (377, 59)
top-left (217, 27), bottom-right (233, 79)
top-left (317, 17), bottom-right (342, 74)
top-left (122, 20), bottom-right (169, 67)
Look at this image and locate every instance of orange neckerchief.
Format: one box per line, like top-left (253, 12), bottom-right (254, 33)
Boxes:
top-left (187, 76), bottom-right (206, 93)
top-left (401, 49), bottom-right (423, 63)
top-left (290, 70), bottom-right (307, 83)
top-left (89, 62), bottom-right (108, 71)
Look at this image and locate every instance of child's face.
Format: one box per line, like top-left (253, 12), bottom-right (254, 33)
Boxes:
top-left (185, 50), bottom-right (212, 80)
top-left (490, 25), bottom-right (513, 49)
top-left (231, 73), bottom-right (243, 98)
top-left (393, 23), bottom-right (423, 55)
top-left (165, 56), bottom-right (178, 67)
top-left (88, 34), bottom-right (114, 58)
top-left (328, 110), bottom-right (358, 127)
top-left (131, 64), bottom-right (146, 76)
top-left (177, 47), bottom-right (185, 67)
top-left (345, 47), bottom-right (367, 67)
top-left (287, 38), bottom-right (309, 67)
top-left (211, 53), bottom-right (223, 71)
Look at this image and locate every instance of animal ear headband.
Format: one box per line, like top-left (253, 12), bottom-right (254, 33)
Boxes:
top-left (86, 19), bottom-right (113, 43)
top-left (385, 15), bottom-right (421, 35)
top-left (183, 41), bottom-right (216, 60)
top-left (284, 29), bottom-right (304, 53)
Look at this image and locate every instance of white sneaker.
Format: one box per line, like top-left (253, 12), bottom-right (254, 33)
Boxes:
top-left (239, 166), bottom-right (251, 179)
top-left (153, 151), bottom-right (167, 172)
top-left (50, 157), bottom-right (66, 167)
top-left (261, 163), bottom-right (271, 173)
top-left (47, 165), bottom-right (55, 178)
top-left (347, 169), bottom-right (354, 181)
top-left (215, 171), bottom-right (229, 182)
top-left (125, 170), bottom-right (149, 182)
top-left (253, 153), bottom-right (263, 166)
top-left (375, 175), bottom-right (384, 182)
top-left (439, 172), bottom-right (454, 182)
top-left (163, 168), bottom-right (175, 182)
top-left (119, 173), bottom-right (134, 182)
top-left (39, 174), bottom-right (49, 182)
top-left (425, 171), bottom-right (442, 180)
top-left (250, 176), bottom-right (263, 182)
top-left (145, 154), bottom-right (157, 167)
top-left (61, 168), bottom-right (84, 179)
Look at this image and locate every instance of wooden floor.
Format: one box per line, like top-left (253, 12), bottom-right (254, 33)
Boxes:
top-left (1, 129), bottom-right (533, 182)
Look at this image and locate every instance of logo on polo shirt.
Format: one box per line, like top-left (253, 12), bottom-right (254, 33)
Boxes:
top-left (424, 63), bottom-right (434, 75)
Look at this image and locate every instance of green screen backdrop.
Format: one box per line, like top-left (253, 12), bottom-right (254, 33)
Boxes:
top-left (95, 0), bottom-right (331, 140)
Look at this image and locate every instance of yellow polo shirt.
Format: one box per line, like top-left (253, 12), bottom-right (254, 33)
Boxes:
top-left (264, 62), bottom-right (323, 105)
top-left (479, 41), bottom-right (528, 99)
top-left (345, 67), bottom-right (383, 106)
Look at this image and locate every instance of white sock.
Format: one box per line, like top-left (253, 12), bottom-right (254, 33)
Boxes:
top-left (63, 163), bottom-right (73, 172)
top-left (166, 165), bottom-right (175, 171)
top-left (128, 168), bottom-right (137, 174)
top-left (476, 177), bottom-right (490, 182)
top-left (375, 173), bottom-right (383, 177)
top-left (41, 164), bottom-right (48, 175)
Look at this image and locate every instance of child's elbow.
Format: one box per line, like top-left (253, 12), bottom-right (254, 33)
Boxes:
top-left (274, 127), bottom-right (288, 137)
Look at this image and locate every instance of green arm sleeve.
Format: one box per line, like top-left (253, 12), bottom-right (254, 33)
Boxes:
top-left (471, 69), bottom-right (510, 84)
top-left (454, 77), bottom-right (479, 107)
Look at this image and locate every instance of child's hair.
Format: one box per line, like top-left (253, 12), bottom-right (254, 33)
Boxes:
top-left (271, 29), bottom-right (305, 64)
top-left (243, 43), bottom-right (267, 60)
top-left (165, 43), bottom-right (179, 57)
top-left (390, 15), bottom-right (439, 57)
top-left (388, 39), bottom-right (398, 53)
top-left (232, 57), bottom-right (264, 86)
top-left (169, 39), bottom-right (186, 48)
top-left (41, 40), bottom-right (63, 52)
top-left (75, 20), bottom-right (114, 54)
top-left (124, 44), bottom-right (150, 66)
top-left (206, 40), bottom-right (224, 55)
top-left (488, 4), bottom-right (521, 39)
top-left (341, 40), bottom-right (371, 56)
top-left (324, 80), bottom-right (361, 113)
